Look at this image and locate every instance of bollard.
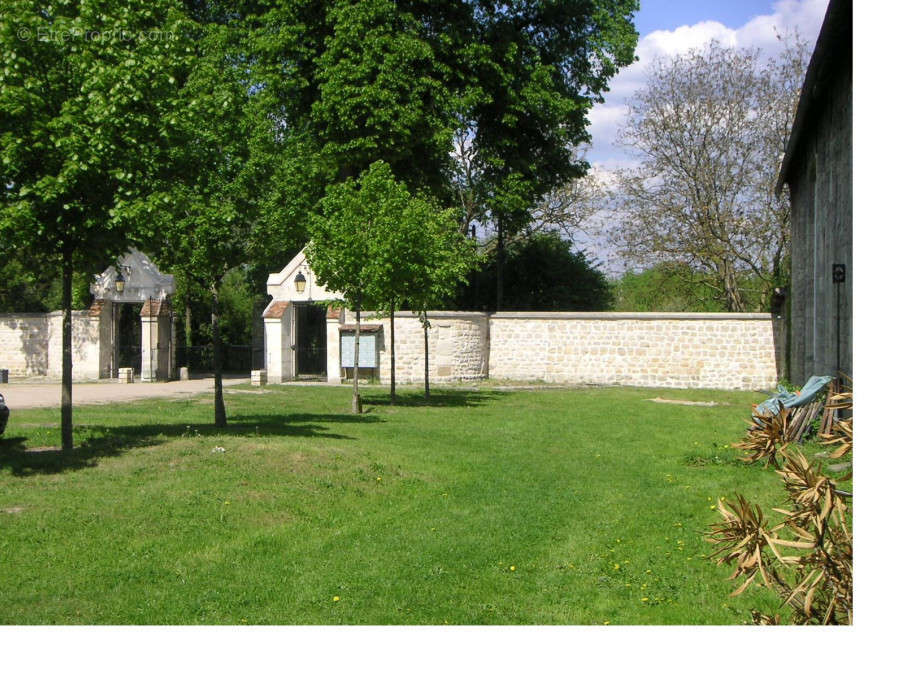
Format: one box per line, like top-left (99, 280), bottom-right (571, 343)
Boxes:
top-left (179, 366), bottom-right (189, 381)
top-left (0, 369), bottom-right (8, 384)
top-left (118, 367), bottom-right (134, 384)
top-left (251, 369), bottom-right (267, 386)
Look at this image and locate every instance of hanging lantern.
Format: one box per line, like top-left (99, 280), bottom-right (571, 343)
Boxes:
top-left (115, 272), bottom-right (126, 294)
top-left (294, 272), bottom-right (307, 294)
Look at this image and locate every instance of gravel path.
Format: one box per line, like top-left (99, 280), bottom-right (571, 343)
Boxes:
top-left (1, 377), bottom-right (246, 410)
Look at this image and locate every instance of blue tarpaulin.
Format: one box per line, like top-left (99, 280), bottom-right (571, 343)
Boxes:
top-left (755, 375), bottom-right (834, 416)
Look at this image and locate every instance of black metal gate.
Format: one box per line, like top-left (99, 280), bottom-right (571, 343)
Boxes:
top-left (296, 303), bottom-right (327, 377)
top-left (175, 344), bottom-right (263, 375)
top-left (117, 303), bottom-right (142, 376)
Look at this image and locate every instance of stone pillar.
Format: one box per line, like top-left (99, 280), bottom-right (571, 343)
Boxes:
top-left (91, 299), bottom-right (114, 379)
top-left (262, 301), bottom-right (293, 383)
top-left (326, 305), bottom-right (343, 384)
top-left (140, 298), bottom-right (172, 382)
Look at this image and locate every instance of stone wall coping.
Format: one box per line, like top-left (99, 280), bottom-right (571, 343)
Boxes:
top-left (360, 310), bottom-right (489, 320)
top-left (357, 310), bottom-right (772, 321)
top-left (1, 310), bottom-right (97, 320)
top-left (489, 311), bottom-right (773, 321)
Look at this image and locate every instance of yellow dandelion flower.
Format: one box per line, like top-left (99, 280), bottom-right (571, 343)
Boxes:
top-left (510, 565), bottom-right (516, 571)
top-left (333, 596), bottom-right (341, 602)
top-left (603, 621), bottom-right (611, 625)
top-left (641, 597), bottom-right (649, 602)
top-left (613, 563), bottom-right (620, 570)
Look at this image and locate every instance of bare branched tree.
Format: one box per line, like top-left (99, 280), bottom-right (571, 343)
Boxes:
top-left (450, 120), bottom-right (487, 238)
top-left (603, 37), bottom-right (810, 311)
top-left (527, 166), bottom-right (606, 244)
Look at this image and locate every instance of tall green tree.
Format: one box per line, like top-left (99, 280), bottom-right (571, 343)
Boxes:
top-left (149, 20), bottom-right (284, 427)
top-left (310, 0), bottom-right (457, 193)
top-left (453, 231), bottom-right (613, 311)
top-left (361, 163), bottom-right (477, 403)
top-left (0, 1), bottom-right (192, 449)
top-left (459, 0), bottom-right (639, 309)
top-left (305, 164), bottom-right (402, 414)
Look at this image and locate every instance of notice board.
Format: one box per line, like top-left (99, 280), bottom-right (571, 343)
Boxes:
top-left (340, 333), bottom-right (378, 368)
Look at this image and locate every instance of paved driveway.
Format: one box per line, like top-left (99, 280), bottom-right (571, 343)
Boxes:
top-left (0, 378), bottom-right (246, 410)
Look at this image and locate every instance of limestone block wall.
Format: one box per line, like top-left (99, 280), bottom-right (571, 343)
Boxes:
top-left (1, 311), bottom-right (104, 380)
top-left (353, 311), bottom-right (490, 384)
top-left (488, 312), bottom-right (777, 390)
top-left (272, 308), bottom-right (778, 391)
top-left (0, 314), bottom-right (51, 377)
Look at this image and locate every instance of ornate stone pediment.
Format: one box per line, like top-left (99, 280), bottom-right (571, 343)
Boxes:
top-left (91, 249), bottom-right (175, 303)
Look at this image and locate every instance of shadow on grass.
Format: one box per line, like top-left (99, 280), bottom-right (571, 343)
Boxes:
top-left (365, 389), bottom-right (507, 409)
top-left (0, 412), bottom-right (383, 477)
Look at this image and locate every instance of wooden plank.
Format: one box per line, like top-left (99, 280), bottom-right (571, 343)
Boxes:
top-left (819, 380), bottom-right (837, 436)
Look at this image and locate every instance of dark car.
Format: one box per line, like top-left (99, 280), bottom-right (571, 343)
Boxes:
top-left (0, 393), bottom-right (8, 436)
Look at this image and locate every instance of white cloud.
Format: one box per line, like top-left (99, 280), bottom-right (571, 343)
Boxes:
top-left (587, 0), bottom-right (829, 165)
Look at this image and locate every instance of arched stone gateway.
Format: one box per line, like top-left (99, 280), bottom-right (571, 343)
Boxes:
top-left (0, 250), bottom-right (177, 381)
top-left (262, 246), bottom-right (343, 383)
top-left (91, 250), bottom-right (176, 382)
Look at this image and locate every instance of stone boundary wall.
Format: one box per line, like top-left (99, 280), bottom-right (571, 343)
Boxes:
top-left (334, 311), bottom-right (777, 391)
top-left (487, 312), bottom-right (778, 390)
top-left (356, 311), bottom-right (489, 384)
top-left (0, 311), bottom-right (104, 380)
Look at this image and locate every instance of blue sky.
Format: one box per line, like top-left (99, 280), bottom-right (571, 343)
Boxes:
top-left (579, 0), bottom-right (831, 270)
top-left (634, 0), bottom-right (778, 35)
top-left (586, 0), bottom-right (830, 168)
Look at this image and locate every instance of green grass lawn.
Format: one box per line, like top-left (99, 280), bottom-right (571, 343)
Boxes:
top-left (1, 383), bottom-right (792, 625)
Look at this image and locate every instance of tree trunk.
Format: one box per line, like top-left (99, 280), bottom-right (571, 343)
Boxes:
top-left (184, 298), bottom-right (192, 348)
top-left (211, 282), bottom-right (227, 427)
top-left (60, 249), bottom-right (74, 451)
top-left (422, 311), bottom-right (430, 401)
top-left (390, 300), bottom-right (396, 406)
top-left (719, 260), bottom-right (746, 312)
top-left (495, 218), bottom-right (505, 311)
top-left (352, 301), bottom-right (361, 414)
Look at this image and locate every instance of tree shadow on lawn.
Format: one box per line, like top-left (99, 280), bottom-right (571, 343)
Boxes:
top-left (364, 388), bottom-right (507, 409)
top-left (0, 412), bottom-right (383, 477)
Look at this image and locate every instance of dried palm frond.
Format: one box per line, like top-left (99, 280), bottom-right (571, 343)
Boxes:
top-left (709, 449), bottom-right (852, 624)
top-left (733, 405), bottom-right (789, 467)
top-left (750, 610), bottom-right (781, 625)
top-left (706, 496), bottom-right (777, 596)
top-left (821, 383), bottom-right (853, 460)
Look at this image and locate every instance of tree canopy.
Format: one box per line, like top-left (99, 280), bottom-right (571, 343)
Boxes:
top-left (1, 0), bottom-right (194, 448)
top-left (452, 231), bottom-right (613, 311)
